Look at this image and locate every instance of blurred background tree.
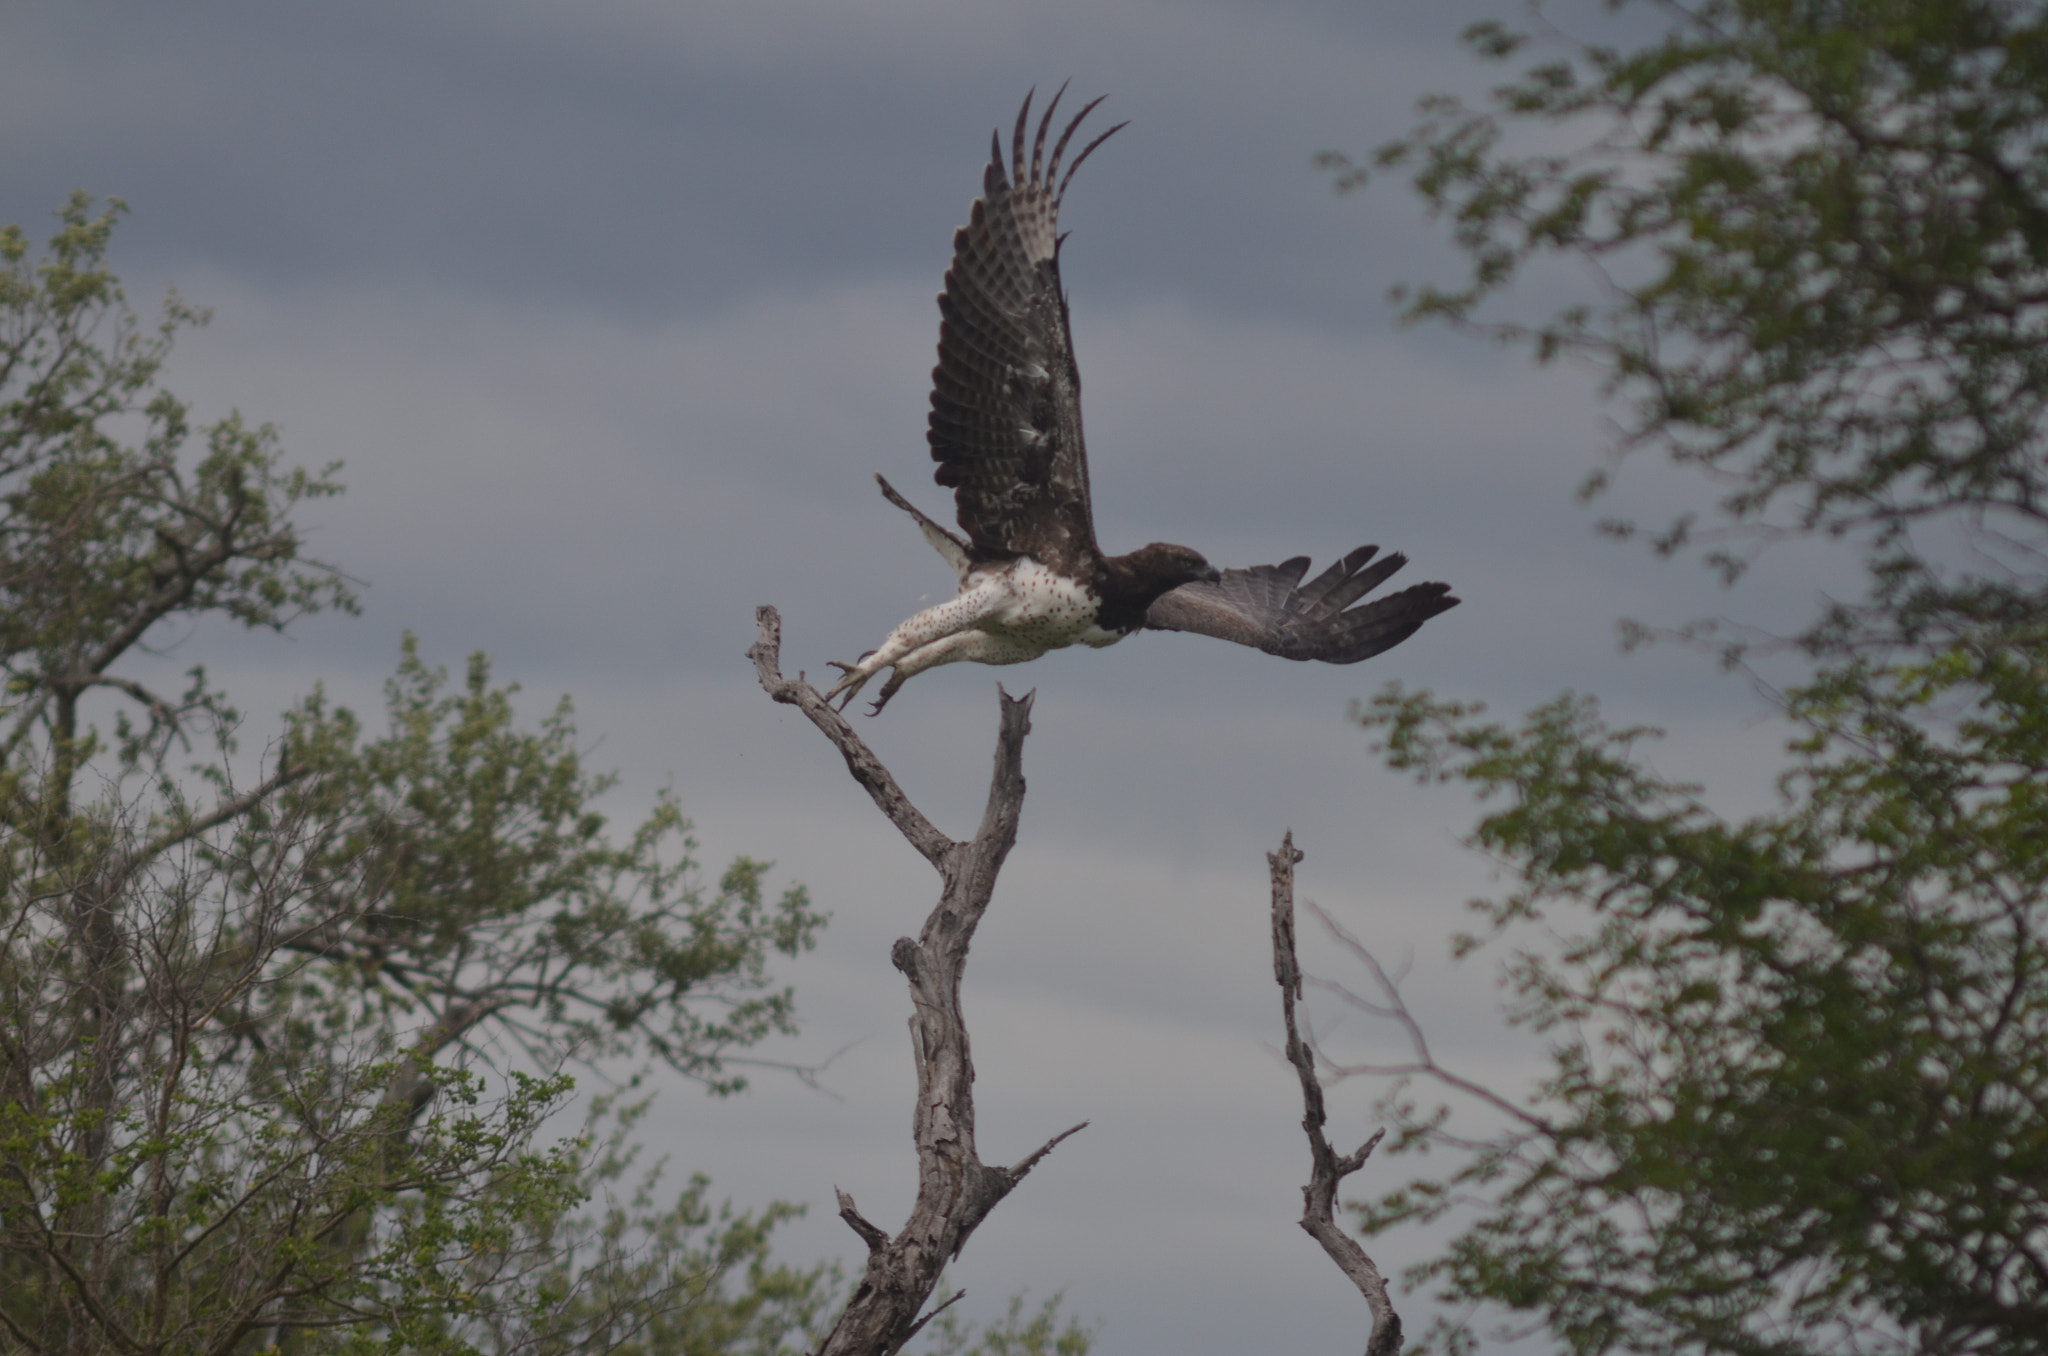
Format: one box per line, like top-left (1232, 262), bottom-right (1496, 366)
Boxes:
top-left (1316, 4), bottom-right (2048, 1353)
top-left (0, 194), bottom-right (838, 1355)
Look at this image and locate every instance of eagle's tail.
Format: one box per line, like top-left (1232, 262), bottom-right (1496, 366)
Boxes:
top-left (876, 473), bottom-right (972, 582)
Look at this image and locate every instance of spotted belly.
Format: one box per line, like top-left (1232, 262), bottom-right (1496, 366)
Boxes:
top-left (977, 559), bottom-right (1127, 651)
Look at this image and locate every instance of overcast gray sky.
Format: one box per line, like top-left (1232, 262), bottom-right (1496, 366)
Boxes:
top-left (3, 3), bottom-right (1833, 1351)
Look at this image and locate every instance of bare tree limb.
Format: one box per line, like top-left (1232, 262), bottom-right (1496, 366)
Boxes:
top-left (133, 759), bottom-right (306, 865)
top-left (835, 1189), bottom-right (890, 1256)
top-left (747, 606), bottom-right (952, 867)
top-left (750, 606), bottom-right (1084, 1356)
top-left (1269, 832), bottom-right (1403, 1356)
top-left (1305, 900), bottom-right (1552, 1135)
top-left (77, 673), bottom-right (182, 732)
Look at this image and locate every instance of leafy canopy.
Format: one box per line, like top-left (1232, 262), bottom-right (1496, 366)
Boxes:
top-left (1330, 0), bottom-right (2048, 655)
top-left (1313, 4), bottom-right (2048, 1354)
top-left (0, 194), bottom-right (829, 1356)
top-left (1353, 653), bottom-right (2048, 1356)
top-left (0, 193), bottom-right (351, 817)
top-left (271, 636), bottom-right (822, 1091)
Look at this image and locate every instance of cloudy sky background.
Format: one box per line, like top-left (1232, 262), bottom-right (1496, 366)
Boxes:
top-left (5, 3), bottom-right (1844, 1351)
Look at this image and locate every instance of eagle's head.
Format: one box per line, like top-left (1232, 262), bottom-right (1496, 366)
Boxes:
top-left (1120, 542), bottom-right (1222, 594)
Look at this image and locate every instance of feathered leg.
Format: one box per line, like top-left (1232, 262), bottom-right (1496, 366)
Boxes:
top-left (841, 626), bottom-right (1051, 715)
top-left (824, 574), bottom-right (1016, 710)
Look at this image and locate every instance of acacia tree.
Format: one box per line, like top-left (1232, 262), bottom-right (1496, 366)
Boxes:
top-left (0, 194), bottom-right (833, 1355)
top-left (1306, 4), bottom-right (2048, 1354)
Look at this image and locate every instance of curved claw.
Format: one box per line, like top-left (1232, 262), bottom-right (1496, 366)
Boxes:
top-left (824, 649), bottom-right (890, 712)
top-left (864, 671), bottom-right (907, 717)
top-left (822, 663), bottom-right (870, 711)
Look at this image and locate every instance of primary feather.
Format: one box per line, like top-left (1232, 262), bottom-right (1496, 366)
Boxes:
top-left (1145, 548), bottom-right (1457, 663)
top-left (927, 87), bottom-right (1123, 579)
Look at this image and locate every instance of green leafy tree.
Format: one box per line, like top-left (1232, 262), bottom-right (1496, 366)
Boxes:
top-left (1308, 4), bottom-right (2048, 1354)
top-left (1328, 0), bottom-right (2048, 657)
top-left (1348, 654), bottom-right (2048, 1356)
top-left (464, 1090), bottom-right (840, 1356)
top-left (0, 194), bottom-right (351, 832)
top-left (270, 638), bottom-right (821, 1095)
top-left (0, 195), bottom-right (829, 1355)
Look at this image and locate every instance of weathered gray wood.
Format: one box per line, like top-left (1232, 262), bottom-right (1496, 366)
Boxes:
top-left (749, 607), bottom-right (1085, 1356)
top-left (748, 606), bottom-right (952, 866)
top-left (1269, 832), bottom-right (1403, 1356)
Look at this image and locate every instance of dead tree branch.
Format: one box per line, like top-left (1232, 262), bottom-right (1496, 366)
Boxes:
top-left (749, 606), bottom-right (1085, 1356)
top-left (747, 607), bottom-right (950, 866)
top-left (1269, 832), bottom-right (1403, 1356)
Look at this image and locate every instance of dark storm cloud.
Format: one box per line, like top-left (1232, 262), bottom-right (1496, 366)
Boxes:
top-left (3, 0), bottom-right (1480, 321)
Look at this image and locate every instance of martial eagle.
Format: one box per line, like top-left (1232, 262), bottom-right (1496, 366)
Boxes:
top-left (826, 90), bottom-right (1458, 714)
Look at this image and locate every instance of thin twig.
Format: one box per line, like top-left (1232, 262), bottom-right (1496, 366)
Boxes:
top-left (1306, 900), bottom-right (1551, 1134)
top-left (898, 1288), bottom-right (968, 1347)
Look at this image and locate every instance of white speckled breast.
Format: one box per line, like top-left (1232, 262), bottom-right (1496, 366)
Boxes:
top-left (976, 559), bottom-right (1122, 648)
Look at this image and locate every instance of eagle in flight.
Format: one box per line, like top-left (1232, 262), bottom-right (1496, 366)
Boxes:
top-left (826, 89), bottom-right (1458, 714)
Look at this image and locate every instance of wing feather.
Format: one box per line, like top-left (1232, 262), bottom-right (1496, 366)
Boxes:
top-left (1144, 546), bottom-right (1460, 663)
top-left (927, 88), bottom-right (1123, 578)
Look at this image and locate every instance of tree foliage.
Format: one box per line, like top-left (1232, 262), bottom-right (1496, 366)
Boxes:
top-left (0, 194), bottom-right (831, 1355)
top-left (272, 638), bottom-right (821, 1093)
top-left (1352, 653), bottom-right (2048, 1355)
top-left (1311, 4), bottom-right (2048, 1354)
top-left (1330, 0), bottom-right (2048, 655)
top-left (0, 193), bottom-right (351, 825)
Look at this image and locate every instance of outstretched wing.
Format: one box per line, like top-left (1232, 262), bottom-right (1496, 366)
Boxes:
top-left (1144, 546), bottom-right (1459, 663)
top-left (927, 88), bottom-right (1124, 579)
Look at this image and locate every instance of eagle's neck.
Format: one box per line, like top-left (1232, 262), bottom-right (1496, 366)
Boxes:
top-left (1095, 543), bottom-right (1215, 633)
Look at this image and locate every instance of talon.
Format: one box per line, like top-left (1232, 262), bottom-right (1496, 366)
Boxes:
top-left (823, 661), bottom-right (871, 710)
top-left (819, 655), bottom-right (876, 704)
top-left (823, 649), bottom-right (892, 714)
top-left (866, 672), bottom-right (907, 716)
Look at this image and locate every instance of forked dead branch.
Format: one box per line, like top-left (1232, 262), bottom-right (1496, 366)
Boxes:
top-left (749, 607), bottom-right (1085, 1356)
top-left (750, 607), bottom-right (1402, 1354)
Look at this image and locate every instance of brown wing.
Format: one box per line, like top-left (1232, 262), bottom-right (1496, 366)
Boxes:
top-left (1144, 546), bottom-right (1459, 663)
top-left (927, 88), bottom-right (1124, 578)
